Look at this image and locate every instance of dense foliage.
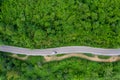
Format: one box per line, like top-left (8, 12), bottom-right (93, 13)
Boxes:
top-left (0, 0), bottom-right (120, 48)
top-left (1, 0), bottom-right (120, 80)
top-left (1, 52), bottom-right (120, 80)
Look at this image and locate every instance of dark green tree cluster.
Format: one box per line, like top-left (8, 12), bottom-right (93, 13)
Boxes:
top-left (0, 0), bottom-right (120, 48)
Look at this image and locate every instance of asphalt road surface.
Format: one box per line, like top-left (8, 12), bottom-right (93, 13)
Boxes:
top-left (0, 45), bottom-right (120, 56)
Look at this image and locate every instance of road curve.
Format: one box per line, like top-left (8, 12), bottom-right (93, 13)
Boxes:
top-left (0, 45), bottom-right (120, 56)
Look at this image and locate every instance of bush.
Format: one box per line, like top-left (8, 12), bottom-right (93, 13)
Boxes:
top-left (0, 0), bottom-right (120, 48)
top-left (1, 52), bottom-right (120, 80)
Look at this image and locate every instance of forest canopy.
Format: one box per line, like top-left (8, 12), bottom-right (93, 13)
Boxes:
top-left (1, 0), bottom-right (120, 80)
top-left (0, 0), bottom-right (120, 48)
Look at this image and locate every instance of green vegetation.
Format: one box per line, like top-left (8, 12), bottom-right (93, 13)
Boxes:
top-left (0, 0), bottom-right (120, 48)
top-left (0, 0), bottom-right (120, 80)
top-left (1, 52), bottom-right (120, 80)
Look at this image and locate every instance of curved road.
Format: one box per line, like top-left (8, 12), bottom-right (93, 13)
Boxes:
top-left (0, 45), bottom-right (120, 56)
